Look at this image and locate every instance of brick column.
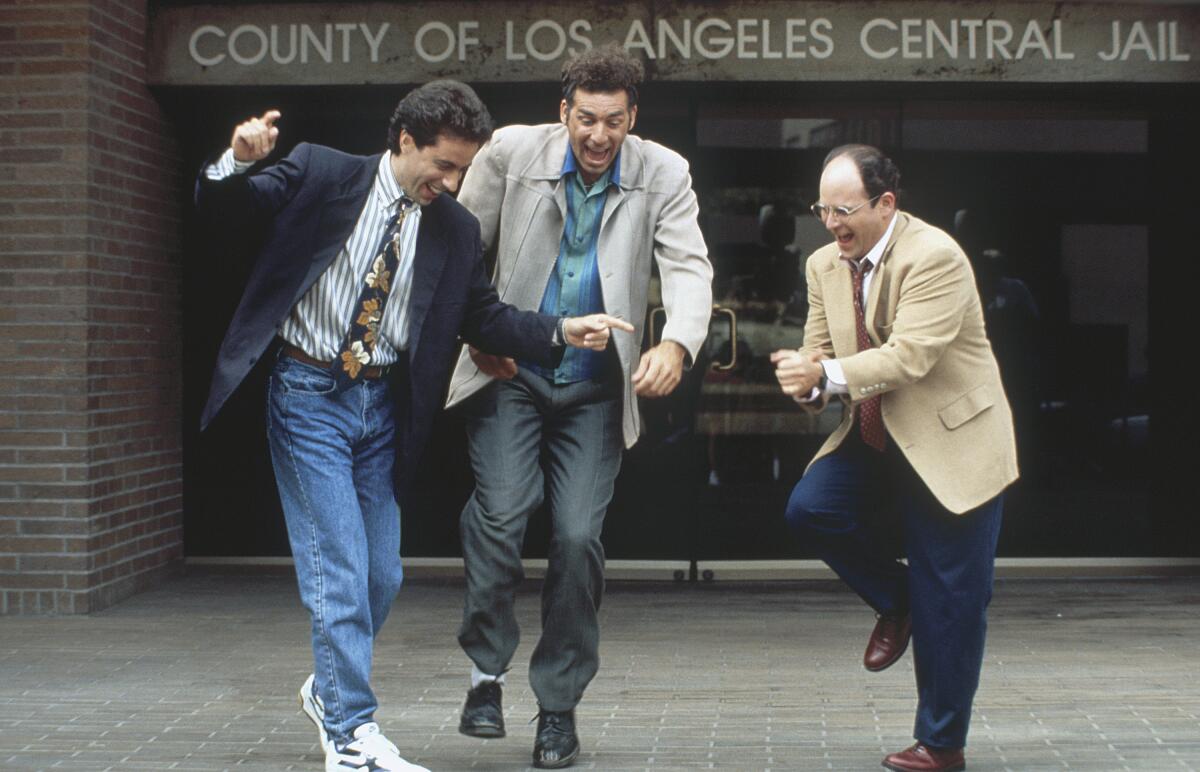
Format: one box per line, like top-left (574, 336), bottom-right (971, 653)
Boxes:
top-left (0, 1), bottom-right (184, 614)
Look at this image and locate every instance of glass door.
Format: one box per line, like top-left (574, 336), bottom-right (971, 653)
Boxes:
top-left (599, 95), bottom-right (1155, 567)
top-left (601, 104), bottom-right (906, 564)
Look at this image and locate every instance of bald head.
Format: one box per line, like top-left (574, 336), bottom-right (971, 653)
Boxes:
top-left (816, 154), bottom-right (896, 261)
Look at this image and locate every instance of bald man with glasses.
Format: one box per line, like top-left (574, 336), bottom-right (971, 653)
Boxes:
top-left (772, 144), bottom-right (1017, 772)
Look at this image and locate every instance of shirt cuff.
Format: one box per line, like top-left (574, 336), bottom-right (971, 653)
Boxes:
top-left (204, 148), bottom-right (255, 180)
top-left (821, 360), bottom-right (849, 396)
top-left (794, 385), bottom-right (822, 404)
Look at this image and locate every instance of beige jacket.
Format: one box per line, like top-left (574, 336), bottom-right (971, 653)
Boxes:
top-left (445, 123), bottom-right (713, 447)
top-left (801, 212), bottom-right (1018, 513)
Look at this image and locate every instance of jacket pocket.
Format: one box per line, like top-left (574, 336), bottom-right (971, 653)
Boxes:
top-left (938, 384), bottom-right (993, 430)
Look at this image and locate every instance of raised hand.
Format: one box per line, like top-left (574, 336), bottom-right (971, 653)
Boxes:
top-left (468, 345), bottom-right (518, 380)
top-left (563, 313), bottom-right (635, 351)
top-left (231, 110), bottom-right (281, 163)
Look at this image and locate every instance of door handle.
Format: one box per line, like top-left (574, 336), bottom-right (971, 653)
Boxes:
top-left (647, 305), bottom-right (738, 371)
top-left (709, 306), bottom-right (737, 372)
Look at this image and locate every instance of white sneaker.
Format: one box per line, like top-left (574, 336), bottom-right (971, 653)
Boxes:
top-left (326, 722), bottom-right (429, 772)
top-left (299, 674), bottom-right (329, 748)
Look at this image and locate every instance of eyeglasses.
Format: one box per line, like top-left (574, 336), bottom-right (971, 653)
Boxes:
top-left (810, 194), bottom-right (882, 222)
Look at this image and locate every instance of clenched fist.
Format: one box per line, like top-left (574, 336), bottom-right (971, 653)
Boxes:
top-left (231, 110), bottom-right (281, 163)
top-left (770, 348), bottom-right (825, 398)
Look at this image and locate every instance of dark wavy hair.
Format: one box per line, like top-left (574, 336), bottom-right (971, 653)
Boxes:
top-left (823, 144), bottom-right (901, 203)
top-left (561, 44), bottom-right (644, 108)
top-left (387, 80), bottom-right (493, 152)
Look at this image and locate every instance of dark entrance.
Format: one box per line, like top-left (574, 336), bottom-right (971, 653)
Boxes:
top-left (169, 80), bottom-right (1192, 563)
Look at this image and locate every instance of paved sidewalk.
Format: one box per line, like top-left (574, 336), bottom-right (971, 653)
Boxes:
top-left (1, 571), bottom-right (1198, 771)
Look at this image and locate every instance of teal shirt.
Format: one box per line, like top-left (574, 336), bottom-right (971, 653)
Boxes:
top-left (526, 144), bottom-right (620, 383)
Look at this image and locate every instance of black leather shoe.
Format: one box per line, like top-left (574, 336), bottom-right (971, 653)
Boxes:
top-left (459, 681), bottom-right (505, 738)
top-left (532, 708), bottom-right (579, 769)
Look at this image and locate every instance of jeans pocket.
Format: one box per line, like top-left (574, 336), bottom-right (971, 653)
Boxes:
top-left (275, 358), bottom-right (338, 395)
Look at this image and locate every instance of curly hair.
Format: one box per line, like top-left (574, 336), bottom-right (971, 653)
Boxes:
top-left (823, 144), bottom-right (901, 203)
top-left (561, 44), bottom-right (644, 108)
top-left (387, 80), bottom-right (493, 152)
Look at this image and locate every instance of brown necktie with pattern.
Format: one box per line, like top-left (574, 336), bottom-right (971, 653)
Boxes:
top-left (848, 258), bottom-right (886, 451)
top-left (335, 198), bottom-right (414, 383)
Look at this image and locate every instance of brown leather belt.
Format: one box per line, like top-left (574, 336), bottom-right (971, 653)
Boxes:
top-left (281, 343), bottom-right (391, 379)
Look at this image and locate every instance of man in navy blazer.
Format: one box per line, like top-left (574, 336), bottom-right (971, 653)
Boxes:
top-left (194, 81), bottom-right (632, 772)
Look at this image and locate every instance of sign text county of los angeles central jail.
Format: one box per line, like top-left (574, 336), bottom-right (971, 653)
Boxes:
top-left (148, 3), bottom-right (1199, 85)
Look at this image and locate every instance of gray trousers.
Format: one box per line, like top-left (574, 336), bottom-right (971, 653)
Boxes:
top-left (458, 368), bottom-right (623, 711)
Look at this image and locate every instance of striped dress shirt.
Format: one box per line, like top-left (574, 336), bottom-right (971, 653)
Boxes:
top-left (206, 149), bottom-right (421, 365)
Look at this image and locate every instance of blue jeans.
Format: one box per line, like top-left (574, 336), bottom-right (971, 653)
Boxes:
top-left (266, 355), bottom-right (404, 744)
top-left (785, 432), bottom-right (1003, 749)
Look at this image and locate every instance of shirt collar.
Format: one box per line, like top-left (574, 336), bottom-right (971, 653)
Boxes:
top-left (377, 153), bottom-right (416, 212)
top-left (561, 141), bottom-right (621, 187)
top-left (859, 212), bottom-right (898, 271)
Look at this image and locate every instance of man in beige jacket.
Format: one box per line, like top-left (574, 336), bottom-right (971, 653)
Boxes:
top-left (444, 46), bottom-right (712, 768)
top-left (773, 145), bottom-right (1017, 772)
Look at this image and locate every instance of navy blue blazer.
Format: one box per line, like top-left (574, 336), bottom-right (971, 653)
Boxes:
top-left (194, 142), bottom-right (558, 496)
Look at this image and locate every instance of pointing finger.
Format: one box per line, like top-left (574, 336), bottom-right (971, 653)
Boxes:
top-left (596, 314), bottom-right (634, 333)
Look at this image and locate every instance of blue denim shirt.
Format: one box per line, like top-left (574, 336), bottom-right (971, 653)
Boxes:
top-left (525, 143), bottom-right (620, 384)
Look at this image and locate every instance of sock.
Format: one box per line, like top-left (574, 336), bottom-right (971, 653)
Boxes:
top-left (471, 663), bottom-right (506, 689)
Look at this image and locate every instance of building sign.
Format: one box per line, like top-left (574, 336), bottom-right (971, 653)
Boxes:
top-left (148, 2), bottom-right (1198, 85)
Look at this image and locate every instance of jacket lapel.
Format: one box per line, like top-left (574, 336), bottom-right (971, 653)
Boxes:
top-left (599, 141), bottom-right (640, 234)
top-left (499, 128), bottom-right (566, 310)
top-left (524, 130), bottom-right (568, 222)
top-left (820, 258), bottom-right (857, 354)
top-left (404, 203), bottom-right (448, 361)
top-left (592, 140), bottom-right (642, 318)
top-left (597, 183), bottom-right (626, 244)
top-left (864, 213), bottom-right (908, 344)
top-left (552, 179), bottom-right (568, 221)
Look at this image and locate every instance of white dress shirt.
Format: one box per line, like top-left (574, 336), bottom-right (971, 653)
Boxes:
top-left (819, 211), bottom-right (898, 393)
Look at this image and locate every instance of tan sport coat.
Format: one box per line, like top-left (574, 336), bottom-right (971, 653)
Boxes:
top-left (800, 212), bottom-right (1018, 514)
top-left (445, 123), bottom-right (713, 448)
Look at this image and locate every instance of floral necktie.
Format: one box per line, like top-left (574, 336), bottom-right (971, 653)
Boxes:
top-left (335, 197), bottom-right (415, 382)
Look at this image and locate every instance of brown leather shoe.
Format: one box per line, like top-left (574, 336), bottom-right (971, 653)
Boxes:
top-left (864, 612), bottom-right (912, 671)
top-left (882, 742), bottom-right (965, 771)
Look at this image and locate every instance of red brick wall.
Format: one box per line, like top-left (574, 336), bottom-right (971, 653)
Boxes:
top-left (0, 1), bottom-right (183, 614)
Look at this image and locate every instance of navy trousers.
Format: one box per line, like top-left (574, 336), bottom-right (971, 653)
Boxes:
top-left (785, 431), bottom-right (1003, 749)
